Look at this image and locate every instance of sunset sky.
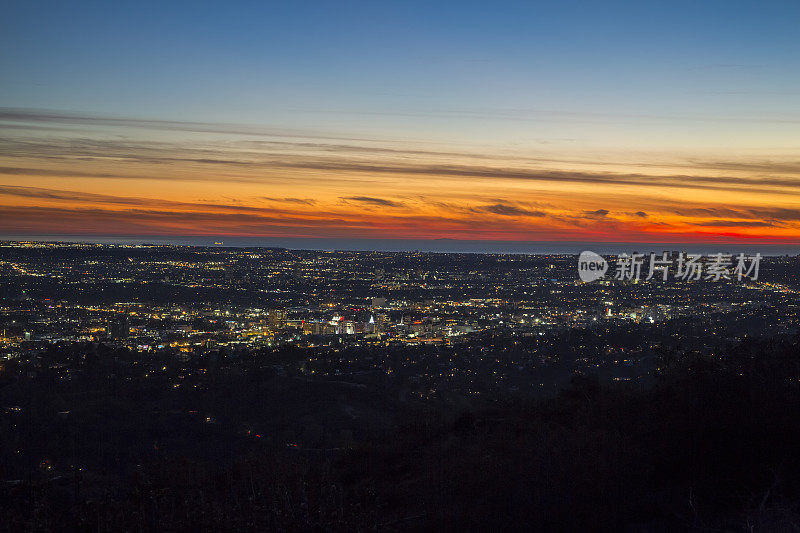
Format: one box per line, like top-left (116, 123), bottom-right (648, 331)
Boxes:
top-left (1, 1), bottom-right (800, 248)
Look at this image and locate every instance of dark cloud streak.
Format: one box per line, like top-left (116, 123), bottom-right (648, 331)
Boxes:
top-left (341, 196), bottom-right (404, 207)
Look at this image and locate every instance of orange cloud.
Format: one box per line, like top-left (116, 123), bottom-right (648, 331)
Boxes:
top-left (2, 109), bottom-right (800, 245)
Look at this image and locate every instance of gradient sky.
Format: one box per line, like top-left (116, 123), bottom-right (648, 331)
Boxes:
top-left (1, 0), bottom-right (800, 245)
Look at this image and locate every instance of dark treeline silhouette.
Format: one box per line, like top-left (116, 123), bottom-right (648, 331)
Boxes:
top-left (2, 335), bottom-right (800, 531)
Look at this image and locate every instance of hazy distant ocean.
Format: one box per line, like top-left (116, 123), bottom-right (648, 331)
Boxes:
top-left (3, 235), bottom-right (800, 255)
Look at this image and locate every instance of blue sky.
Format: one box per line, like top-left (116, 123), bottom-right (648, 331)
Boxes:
top-left (3, 0), bottom-right (798, 131)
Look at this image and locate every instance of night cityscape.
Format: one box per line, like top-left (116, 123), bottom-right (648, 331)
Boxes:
top-left (3, 0), bottom-right (800, 530)
top-left (1, 242), bottom-right (800, 529)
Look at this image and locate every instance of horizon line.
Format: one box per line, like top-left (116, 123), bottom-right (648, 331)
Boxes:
top-left (3, 235), bottom-right (800, 256)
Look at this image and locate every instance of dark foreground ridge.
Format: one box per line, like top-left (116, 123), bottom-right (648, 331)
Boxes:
top-left (2, 335), bottom-right (800, 531)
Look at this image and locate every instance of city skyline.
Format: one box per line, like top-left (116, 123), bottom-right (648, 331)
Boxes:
top-left (5, 3), bottom-right (800, 528)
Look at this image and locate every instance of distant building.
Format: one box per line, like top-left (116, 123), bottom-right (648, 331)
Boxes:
top-left (267, 309), bottom-right (287, 329)
top-left (375, 313), bottom-right (390, 332)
